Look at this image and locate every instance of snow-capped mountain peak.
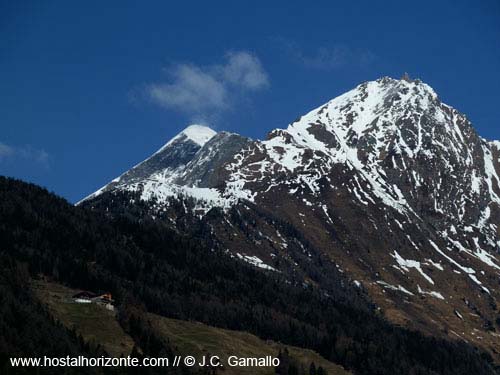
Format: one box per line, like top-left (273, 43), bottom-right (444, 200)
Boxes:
top-left (156, 124), bottom-right (217, 154)
top-left (79, 123), bottom-right (251, 210)
top-left (171, 124), bottom-right (216, 146)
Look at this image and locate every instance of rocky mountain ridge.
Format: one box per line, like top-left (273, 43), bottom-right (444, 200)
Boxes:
top-left (81, 76), bottom-right (500, 360)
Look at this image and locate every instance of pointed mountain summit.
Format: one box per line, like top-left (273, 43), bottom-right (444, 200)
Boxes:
top-left (80, 125), bottom-right (215, 202)
top-left (80, 123), bottom-right (251, 208)
top-left (157, 124), bottom-right (217, 152)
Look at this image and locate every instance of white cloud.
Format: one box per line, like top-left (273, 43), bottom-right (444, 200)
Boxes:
top-left (221, 51), bottom-right (269, 90)
top-left (0, 142), bottom-right (50, 167)
top-left (146, 51), bottom-right (269, 120)
top-left (149, 65), bottom-right (228, 114)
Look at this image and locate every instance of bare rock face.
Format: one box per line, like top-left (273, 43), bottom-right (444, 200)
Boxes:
top-left (81, 77), bottom-right (500, 359)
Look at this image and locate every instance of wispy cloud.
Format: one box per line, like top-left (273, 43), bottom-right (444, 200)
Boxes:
top-left (273, 37), bottom-right (375, 70)
top-left (0, 142), bottom-right (50, 167)
top-left (219, 51), bottom-right (269, 90)
top-left (145, 51), bottom-right (269, 122)
top-left (0, 143), bottom-right (15, 159)
top-left (148, 65), bottom-right (228, 115)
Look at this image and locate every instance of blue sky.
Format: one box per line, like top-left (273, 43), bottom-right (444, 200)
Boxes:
top-left (1, 0), bottom-right (499, 202)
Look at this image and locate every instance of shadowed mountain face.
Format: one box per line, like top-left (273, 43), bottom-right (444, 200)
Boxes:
top-left (81, 77), bottom-right (500, 359)
top-left (4, 176), bottom-right (498, 375)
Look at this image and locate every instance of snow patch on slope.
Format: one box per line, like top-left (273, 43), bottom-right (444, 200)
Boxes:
top-left (236, 253), bottom-right (278, 271)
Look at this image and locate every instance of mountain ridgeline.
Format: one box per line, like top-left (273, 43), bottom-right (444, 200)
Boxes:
top-left (82, 77), bottom-right (500, 360)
